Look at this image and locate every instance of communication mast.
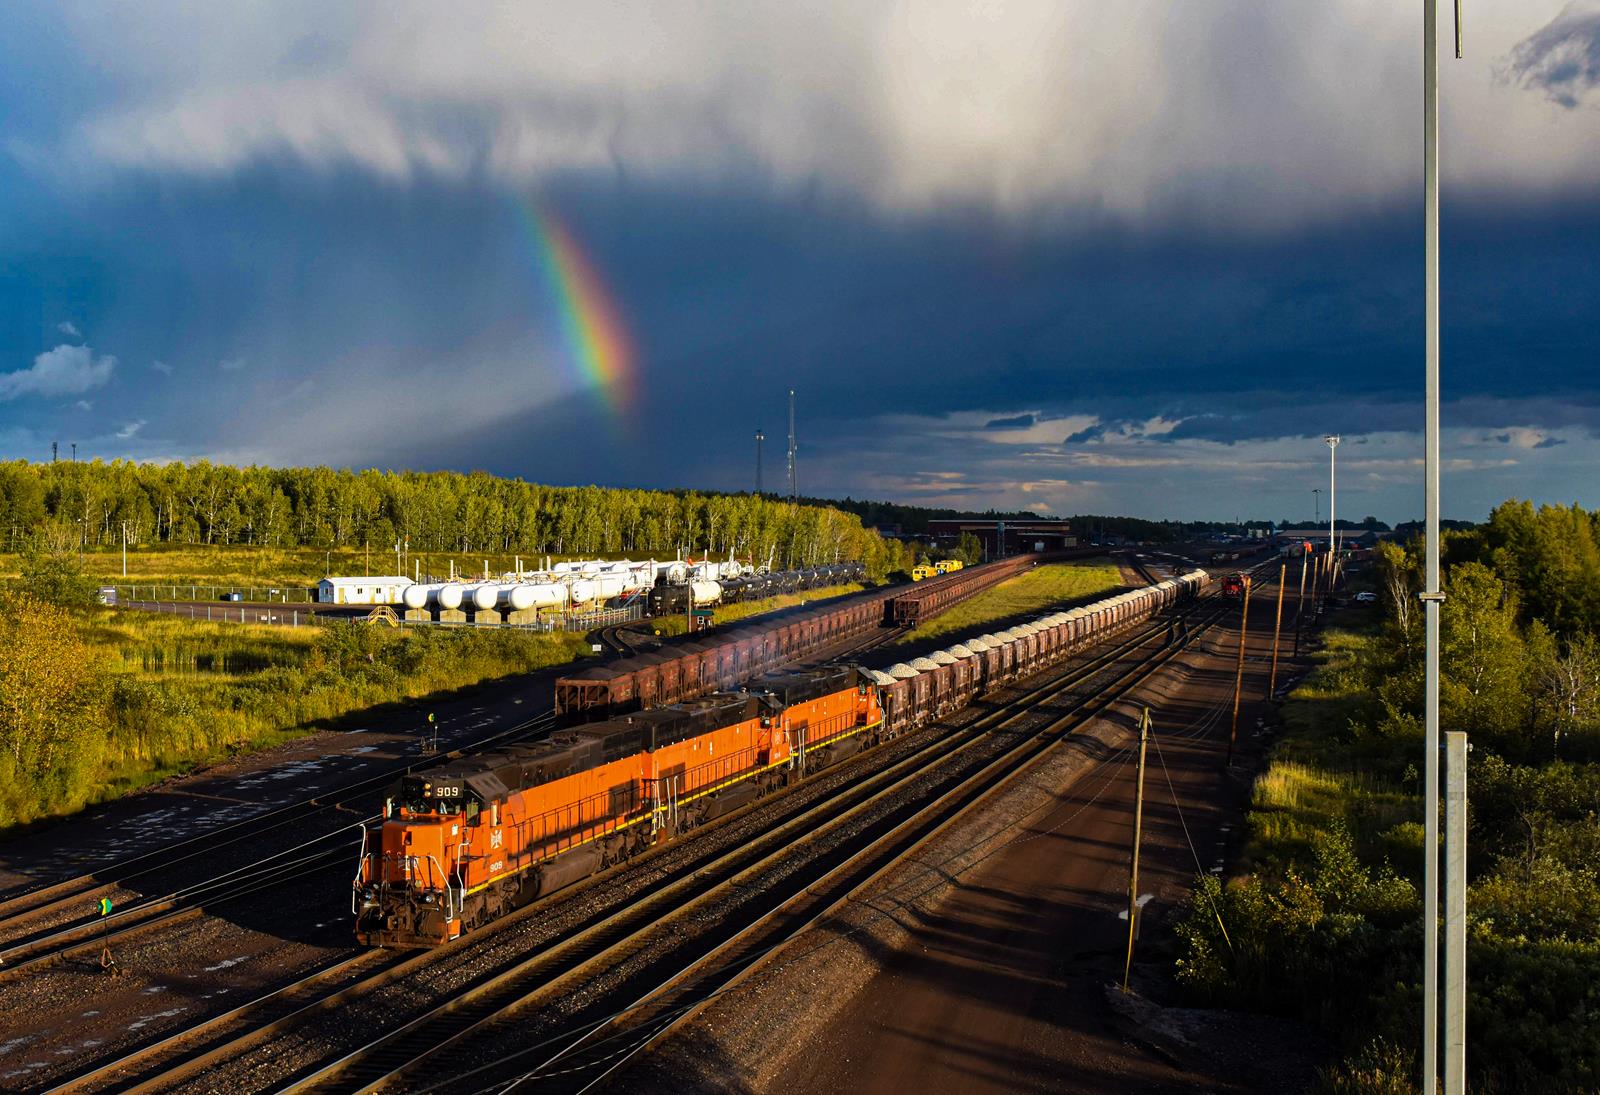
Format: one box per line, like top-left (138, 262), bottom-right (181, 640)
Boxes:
top-left (755, 429), bottom-right (764, 496)
top-left (786, 389), bottom-right (797, 502)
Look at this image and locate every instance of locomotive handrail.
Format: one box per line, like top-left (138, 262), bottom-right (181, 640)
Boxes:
top-left (351, 825), bottom-right (373, 915)
top-left (420, 854), bottom-right (455, 923)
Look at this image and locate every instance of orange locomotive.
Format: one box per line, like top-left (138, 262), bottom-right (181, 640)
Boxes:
top-left (354, 666), bottom-right (883, 946)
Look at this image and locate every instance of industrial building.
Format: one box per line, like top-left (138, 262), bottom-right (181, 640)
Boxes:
top-left (925, 519), bottom-right (1077, 558)
top-left (316, 576), bottom-right (413, 605)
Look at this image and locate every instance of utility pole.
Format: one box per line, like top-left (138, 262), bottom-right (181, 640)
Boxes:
top-left (1293, 549), bottom-right (1309, 657)
top-left (71, 442), bottom-right (77, 462)
top-left (1268, 563), bottom-right (1286, 698)
top-left (755, 429), bottom-right (764, 496)
top-left (121, 521), bottom-right (128, 578)
top-left (52, 441), bottom-right (58, 463)
top-left (1420, 2), bottom-right (1463, 1088)
top-left (1226, 576), bottom-right (1252, 766)
top-left (1445, 731), bottom-right (1468, 1094)
top-left (1122, 707), bottom-right (1151, 991)
top-left (786, 390), bottom-right (797, 503)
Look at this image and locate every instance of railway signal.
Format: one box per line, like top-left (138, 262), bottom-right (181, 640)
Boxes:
top-left (97, 897), bottom-right (118, 974)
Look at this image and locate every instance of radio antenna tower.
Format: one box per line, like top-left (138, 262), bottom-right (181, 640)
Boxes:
top-left (786, 389), bottom-right (797, 502)
top-left (755, 429), bottom-right (764, 496)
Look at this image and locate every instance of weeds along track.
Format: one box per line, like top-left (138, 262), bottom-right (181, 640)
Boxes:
top-left (78, 599), bottom-right (1213, 1095)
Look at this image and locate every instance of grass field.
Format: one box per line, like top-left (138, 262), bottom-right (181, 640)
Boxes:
top-left (649, 583), bottom-right (867, 637)
top-left (890, 560), bottom-right (1126, 646)
top-left (0, 575), bottom-right (879, 832)
top-left (0, 604), bottom-right (597, 831)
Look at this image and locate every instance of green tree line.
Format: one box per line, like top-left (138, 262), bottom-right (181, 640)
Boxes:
top-left (1176, 499), bottom-right (1600, 1092)
top-left (0, 460), bottom-right (908, 575)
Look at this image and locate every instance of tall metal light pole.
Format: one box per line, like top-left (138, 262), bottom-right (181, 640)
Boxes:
top-left (755, 430), bottom-right (765, 496)
top-left (1422, 1), bottom-right (1445, 1090)
top-left (1312, 487), bottom-right (1321, 528)
top-left (1324, 435), bottom-right (1340, 561)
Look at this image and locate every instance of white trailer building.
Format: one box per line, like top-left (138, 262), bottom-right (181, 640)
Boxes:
top-left (316, 576), bottom-right (413, 605)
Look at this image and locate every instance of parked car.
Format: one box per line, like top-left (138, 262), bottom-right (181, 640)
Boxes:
top-left (222, 592), bottom-right (244, 602)
top-left (1353, 591), bottom-right (1378, 603)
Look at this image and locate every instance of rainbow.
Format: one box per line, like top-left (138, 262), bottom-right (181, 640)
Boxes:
top-left (518, 199), bottom-right (636, 421)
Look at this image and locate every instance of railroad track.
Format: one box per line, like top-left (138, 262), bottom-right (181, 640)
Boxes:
top-left (589, 623), bottom-right (659, 658)
top-left (7, 609), bottom-right (913, 986)
top-left (502, 600), bottom-right (1232, 1095)
top-left (231, 601), bottom-right (1218, 1094)
top-left (0, 829), bottom-right (358, 980)
top-left (44, 605), bottom-right (1195, 1095)
top-left (0, 708), bottom-right (560, 979)
top-left (24, 616), bottom-right (942, 1092)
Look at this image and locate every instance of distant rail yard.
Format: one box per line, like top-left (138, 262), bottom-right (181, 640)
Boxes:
top-left (0, 534), bottom-right (1312, 1094)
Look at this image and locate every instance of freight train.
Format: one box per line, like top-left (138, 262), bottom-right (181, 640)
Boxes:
top-left (352, 569), bottom-right (1208, 947)
top-left (646, 561), bottom-right (866, 616)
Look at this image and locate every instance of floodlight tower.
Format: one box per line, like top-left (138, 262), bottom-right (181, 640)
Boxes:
top-left (1324, 435), bottom-right (1340, 558)
top-left (755, 430), bottom-right (765, 496)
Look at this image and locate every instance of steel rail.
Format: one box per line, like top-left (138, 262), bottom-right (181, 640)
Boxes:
top-left (0, 709), bottom-right (562, 940)
top-left (61, 607), bottom-right (1166, 1094)
top-left (277, 601), bottom-right (1217, 1093)
top-left (522, 604), bottom-right (1228, 1095)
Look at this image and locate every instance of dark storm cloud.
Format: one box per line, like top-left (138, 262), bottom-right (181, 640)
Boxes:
top-left (12, 171), bottom-right (1600, 504)
top-left (984, 414), bottom-right (1036, 430)
top-left (1506, 4), bottom-right (1600, 108)
top-left (3, 0), bottom-right (1600, 520)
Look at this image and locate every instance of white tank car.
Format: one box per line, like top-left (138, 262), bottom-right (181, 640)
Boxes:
top-left (690, 580), bottom-right (722, 606)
